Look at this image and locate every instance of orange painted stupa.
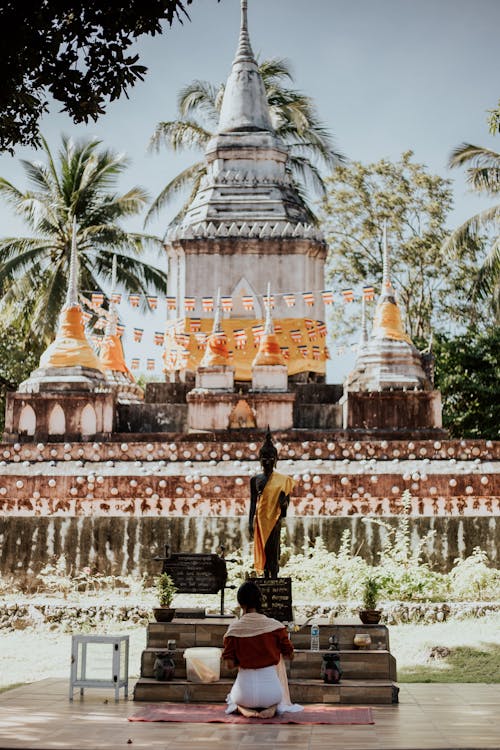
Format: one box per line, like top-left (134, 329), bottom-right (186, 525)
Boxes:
top-left (19, 222), bottom-right (107, 393)
top-left (199, 292), bottom-right (231, 367)
top-left (346, 223), bottom-right (429, 391)
top-left (99, 314), bottom-right (144, 403)
top-left (40, 305), bottom-right (103, 371)
top-left (371, 282), bottom-right (412, 345)
top-left (252, 285), bottom-right (286, 367)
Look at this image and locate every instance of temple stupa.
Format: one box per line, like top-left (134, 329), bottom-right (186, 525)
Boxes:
top-left (342, 225), bottom-right (442, 431)
top-left (4, 222), bottom-right (114, 439)
top-left (346, 225), bottom-right (430, 391)
top-left (163, 0), bottom-right (328, 382)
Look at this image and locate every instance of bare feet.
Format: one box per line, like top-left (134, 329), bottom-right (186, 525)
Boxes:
top-left (237, 704), bottom-right (277, 719)
top-left (237, 705), bottom-right (260, 718)
top-left (258, 704), bottom-right (277, 719)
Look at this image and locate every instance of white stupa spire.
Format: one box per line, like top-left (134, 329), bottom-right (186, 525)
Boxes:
top-left (105, 254), bottom-right (118, 337)
top-left (212, 287), bottom-right (223, 334)
top-left (382, 220), bottom-right (392, 291)
top-left (218, 0), bottom-right (274, 133)
top-left (359, 295), bottom-right (369, 348)
top-left (263, 281), bottom-right (275, 335)
top-left (64, 218), bottom-right (79, 309)
top-left (235, 0), bottom-right (254, 62)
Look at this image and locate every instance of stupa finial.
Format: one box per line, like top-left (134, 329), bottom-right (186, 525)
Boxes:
top-left (212, 287), bottom-right (223, 334)
top-left (64, 218), bottom-right (79, 309)
top-left (359, 295), bottom-right (369, 348)
top-left (264, 281), bottom-right (274, 335)
top-left (218, 0), bottom-right (274, 133)
top-left (235, 0), bottom-right (254, 63)
top-left (105, 254), bottom-right (118, 337)
top-left (382, 220), bottom-right (391, 290)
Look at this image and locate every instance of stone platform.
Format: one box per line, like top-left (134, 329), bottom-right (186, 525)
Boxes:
top-left (133, 618), bottom-right (398, 705)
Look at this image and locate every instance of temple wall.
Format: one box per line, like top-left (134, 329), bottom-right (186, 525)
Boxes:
top-left (0, 515), bottom-right (498, 577)
top-left (0, 437), bottom-right (497, 577)
top-left (173, 237), bottom-right (326, 320)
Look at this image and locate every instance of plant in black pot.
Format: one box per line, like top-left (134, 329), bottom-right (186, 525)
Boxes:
top-left (153, 573), bottom-right (178, 622)
top-left (359, 576), bottom-right (382, 624)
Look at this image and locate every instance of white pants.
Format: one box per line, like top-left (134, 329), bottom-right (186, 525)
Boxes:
top-left (226, 665), bottom-right (283, 712)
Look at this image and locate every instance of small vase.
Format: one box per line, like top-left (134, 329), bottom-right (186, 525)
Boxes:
top-left (153, 607), bottom-right (176, 622)
top-left (359, 609), bottom-right (381, 625)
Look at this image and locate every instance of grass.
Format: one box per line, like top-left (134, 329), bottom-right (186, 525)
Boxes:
top-left (390, 613), bottom-right (500, 682)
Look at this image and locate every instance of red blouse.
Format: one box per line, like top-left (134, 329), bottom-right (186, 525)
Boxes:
top-left (222, 628), bottom-right (294, 669)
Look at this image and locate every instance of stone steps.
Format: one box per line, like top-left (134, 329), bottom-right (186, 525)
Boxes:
top-left (134, 619), bottom-right (399, 705)
top-left (146, 619), bottom-right (391, 651)
top-left (133, 676), bottom-right (396, 705)
top-left (140, 648), bottom-right (396, 681)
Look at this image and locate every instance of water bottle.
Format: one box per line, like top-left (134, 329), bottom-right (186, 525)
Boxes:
top-left (310, 622), bottom-right (320, 651)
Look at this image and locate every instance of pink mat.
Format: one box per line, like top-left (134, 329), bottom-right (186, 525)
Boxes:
top-left (128, 703), bottom-right (374, 725)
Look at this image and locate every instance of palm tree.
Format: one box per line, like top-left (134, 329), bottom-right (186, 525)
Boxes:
top-left (146, 58), bottom-right (343, 226)
top-left (443, 143), bottom-right (500, 314)
top-left (0, 136), bottom-right (167, 344)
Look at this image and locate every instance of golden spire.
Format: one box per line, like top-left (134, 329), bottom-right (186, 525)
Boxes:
top-left (39, 219), bottom-right (103, 371)
top-left (200, 288), bottom-right (231, 366)
top-left (371, 222), bottom-right (412, 344)
top-left (252, 282), bottom-right (286, 367)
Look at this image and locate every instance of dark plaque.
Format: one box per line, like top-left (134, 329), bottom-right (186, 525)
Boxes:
top-left (253, 577), bottom-right (293, 622)
top-left (159, 552), bottom-right (227, 595)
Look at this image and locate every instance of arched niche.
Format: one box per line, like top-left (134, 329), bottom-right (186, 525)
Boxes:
top-left (19, 404), bottom-right (36, 435)
top-left (231, 277), bottom-right (263, 318)
top-left (48, 404), bottom-right (66, 435)
top-left (81, 403), bottom-right (97, 436)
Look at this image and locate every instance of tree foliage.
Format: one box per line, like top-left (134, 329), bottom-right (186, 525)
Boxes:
top-left (0, 0), bottom-right (194, 152)
top-left (444, 143), bottom-right (500, 318)
top-left (319, 151), bottom-right (487, 342)
top-left (0, 136), bottom-right (167, 344)
top-left (433, 327), bottom-right (500, 439)
top-left (147, 58), bottom-right (343, 226)
top-left (0, 322), bottom-right (44, 433)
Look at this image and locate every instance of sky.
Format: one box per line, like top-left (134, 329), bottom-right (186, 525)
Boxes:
top-left (0, 0), bottom-right (498, 380)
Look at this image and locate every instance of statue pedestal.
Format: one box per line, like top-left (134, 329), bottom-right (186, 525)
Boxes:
top-left (195, 365), bottom-right (234, 391)
top-left (342, 389), bottom-right (443, 431)
top-left (186, 391), bottom-right (295, 431)
top-left (251, 364), bottom-right (288, 392)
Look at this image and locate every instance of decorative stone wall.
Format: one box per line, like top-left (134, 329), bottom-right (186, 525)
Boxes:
top-left (0, 435), bottom-right (497, 576)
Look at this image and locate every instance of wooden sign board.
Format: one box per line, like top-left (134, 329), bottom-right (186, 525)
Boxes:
top-left (253, 577), bottom-right (293, 622)
top-left (159, 553), bottom-right (227, 595)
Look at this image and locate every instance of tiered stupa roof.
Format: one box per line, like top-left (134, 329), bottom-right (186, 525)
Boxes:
top-left (19, 223), bottom-right (107, 394)
top-left (166, 0), bottom-right (324, 243)
top-left (347, 225), bottom-right (430, 391)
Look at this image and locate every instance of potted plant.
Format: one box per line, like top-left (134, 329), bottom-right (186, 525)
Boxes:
top-left (153, 573), bottom-right (178, 622)
top-left (359, 576), bottom-right (382, 624)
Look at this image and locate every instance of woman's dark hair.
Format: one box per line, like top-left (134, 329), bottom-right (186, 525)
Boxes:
top-left (237, 581), bottom-right (262, 611)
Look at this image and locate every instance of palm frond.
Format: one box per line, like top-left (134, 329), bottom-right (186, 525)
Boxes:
top-left (144, 161), bottom-right (206, 227)
top-left (177, 80), bottom-right (223, 124)
top-left (149, 120), bottom-right (212, 153)
top-left (449, 143), bottom-right (500, 194)
top-left (442, 204), bottom-right (500, 256)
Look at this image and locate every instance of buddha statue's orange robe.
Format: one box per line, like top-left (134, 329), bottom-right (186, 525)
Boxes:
top-left (254, 471), bottom-right (295, 575)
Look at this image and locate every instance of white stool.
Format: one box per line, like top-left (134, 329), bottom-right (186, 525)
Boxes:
top-left (69, 634), bottom-right (129, 702)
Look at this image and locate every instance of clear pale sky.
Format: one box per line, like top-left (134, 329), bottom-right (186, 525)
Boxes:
top-left (0, 0), bottom-right (498, 379)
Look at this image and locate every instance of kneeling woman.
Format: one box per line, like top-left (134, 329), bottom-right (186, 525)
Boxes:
top-left (222, 581), bottom-right (302, 717)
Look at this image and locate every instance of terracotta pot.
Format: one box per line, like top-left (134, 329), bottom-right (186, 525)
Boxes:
top-left (153, 607), bottom-right (176, 622)
top-left (359, 609), bottom-right (382, 625)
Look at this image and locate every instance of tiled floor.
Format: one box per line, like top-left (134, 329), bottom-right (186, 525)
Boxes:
top-left (0, 679), bottom-right (499, 749)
